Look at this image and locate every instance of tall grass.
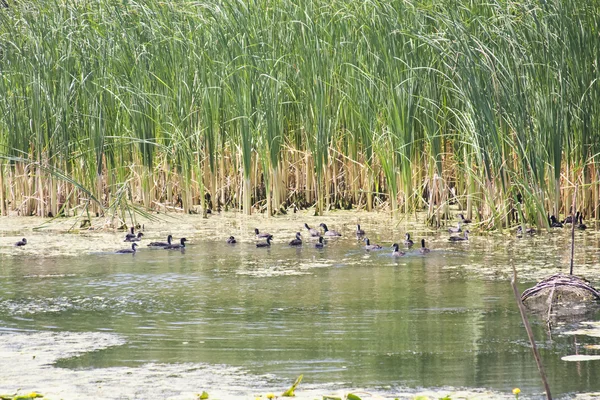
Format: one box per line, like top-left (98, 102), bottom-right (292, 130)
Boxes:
top-left (0, 0), bottom-right (598, 228)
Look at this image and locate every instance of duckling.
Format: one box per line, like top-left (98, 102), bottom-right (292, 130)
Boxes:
top-left (315, 236), bottom-right (324, 248)
top-left (458, 213), bottom-right (471, 224)
top-left (148, 235), bottom-right (173, 248)
top-left (256, 235), bottom-right (273, 248)
top-left (319, 223), bottom-right (342, 237)
top-left (363, 237), bottom-right (382, 250)
top-left (550, 215), bottom-right (563, 228)
top-left (304, 223), bottom-right (321, 237)
top-left (255, 228), bottom-right (272, 239)
top-left (165, 237), bottom-right (187, 250)
top-left (289, 232), bottom-right (303, 246)
top-left (391, 243), bottom-right (405, 257)
top-left (404, 233), bottom-right (414, 248)
top-left (516, 226), bottom-right (536, 236)
top-left (419, 239), bottom-right (430, 254)
top-left (227, 236), bottom-right (237, 244)
top-left (356, 224), bottom-right (365, 236)
top-left (125, 232), bottom-right (144, 242)
top-left (577, 214), bottom-right (587, 230)
top-left (448, 222), bottom-right (462, 233)
top-left (116, 243), bottom-right (138, 254)
top-left (449, 230), bottom-right (469, 242)
top-left (124, 227), bottom-right (136, 241)
top-left (15, 238), bottom-right (27, 247)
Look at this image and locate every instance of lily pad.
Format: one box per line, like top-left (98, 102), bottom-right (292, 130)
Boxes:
top-left (561, 355), bottom-right (600, 361)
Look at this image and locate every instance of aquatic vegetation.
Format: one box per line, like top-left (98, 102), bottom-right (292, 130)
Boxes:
top-left (281, 374), bottom-right (302, 397)
top-left (0, 393), bottom-right (44, 400)
top-left (0, 0), bottom-right (597, 228)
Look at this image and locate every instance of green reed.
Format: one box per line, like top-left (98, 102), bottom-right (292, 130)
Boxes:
top-left (0, 0), bottom-right (598, 229)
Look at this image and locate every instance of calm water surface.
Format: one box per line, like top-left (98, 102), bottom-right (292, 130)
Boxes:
top-left (1, 216), bottom-right (600, 399)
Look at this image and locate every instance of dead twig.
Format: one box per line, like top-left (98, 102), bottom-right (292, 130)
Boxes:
top-left (511, 263), bottom-right (552, 400)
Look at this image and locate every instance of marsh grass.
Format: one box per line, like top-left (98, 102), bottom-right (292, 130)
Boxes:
top-left (0, 0), bottom-right (598, 228)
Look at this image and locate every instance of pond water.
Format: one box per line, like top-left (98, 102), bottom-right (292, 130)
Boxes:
top-left (1, 213), bottom-right (600, 399)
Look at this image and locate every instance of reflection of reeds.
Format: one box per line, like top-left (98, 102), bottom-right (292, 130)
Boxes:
top-left (0, 0), bottom-right (598, 228)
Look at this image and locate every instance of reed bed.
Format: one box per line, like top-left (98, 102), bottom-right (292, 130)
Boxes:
top-left (0, 0), bottom-right (598, 229)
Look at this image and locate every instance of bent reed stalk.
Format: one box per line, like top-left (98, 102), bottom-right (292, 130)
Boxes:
top-left (0, 0), bottom-right (598, 228)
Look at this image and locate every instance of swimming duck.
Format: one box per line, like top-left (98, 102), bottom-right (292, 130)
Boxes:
top-left (117, 243), bottom-right (138, 254)
top-left (448, 222), bottom-right (462, 233)
top-left (356, 224), bottom-right (365, 236)
top-left (577, 214), bottom-right (587, 230)
top-left (404, 233), bottom-right (414, 248)
top-left (256, 235), bottom-right (273, 248)
top-left (449, 230), bottom-right (469, 242)
top-left (315, 236), bottom-right (324, 248)
top-left (148, 235), bottom-right (173, 248)
top-left (125, 232), bottom-right (144, 242)
top-left (124, 227), bottom-right (136, 241)
top-left (255, 228), bottom-right (272, 239)
top-left (419, 239), bottom-right (430, 254)
top-left (227, 236), bottom-right (237, 244)
top-left (289, 232), bottom-right (303, 246)
top-left (549, 215), bottom-right (563, 228)
top-left (363, 237), bottom-right (382, 250)
top-left (165, 238), bottom-right (187, 250)
top-left (458, 213), bottom-right (472, 224)
top-left (319, 223), bottom-right (342, 237)
top-left (15, 238), bottom-right (27, 247)
top-left (304, 223), bottom-right (321, 237)
top-left (391, 243), bottom-right (405, 257)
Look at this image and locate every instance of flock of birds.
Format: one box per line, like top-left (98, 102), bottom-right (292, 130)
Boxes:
top-left (11, 211), bottom-right (589, 255)
top-left (226, 222), bottom-right (436, 257)
top-left (113, 228), bottom-right (189, 253)
top-left (108, 222), bottom-right (442, 257)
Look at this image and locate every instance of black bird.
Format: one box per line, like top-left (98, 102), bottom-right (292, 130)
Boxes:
top-left (404, 233), bottom-right (414, 248)
top-left (577, 214), bottom-right (587, 230)
top-left (289, 232), bottom-right (303, 246)
top-left (419, 239), bottom-right (430, 254)
top-left (15, 238), bottom-right (27, 247)
top-left (255, 228), bottom-right (272, 239)
top-left (458, 213), bottom-right (472, 224)
top-left (550, 215), bottom-right (563, 228)
top-left (117, 243), bottom-right (138, 254)
top-left (304, 223), bottom-right (321, 237)
top-left (363, 237), bottom-right (382, 250)
top-left (124, 227), bottom-right (136, 241)
top-left (165, 238), bottom-right (187, 250)
top-left (315, 236), bottom-right (324, 248)
top-left (256, 235), bottom-right (273, 248)
top-left (391, 243), bottom-right (405, 257)
top-left (448, 222), bottom-right (462, 233)
top-left (148, 235), bottom-right (173, 248)
top-left (319, 223), bottom-right (341, 237)
top-left (125, 232), bottom-right (144, 242)
top-left (449, 230), bottom-right (469, 242)
top-left (563, 211), bottom-right (579, 224)
top-left (356, 224), bottom-right (365, 236)
top-left (227, 236), bottom-right (237, 244)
